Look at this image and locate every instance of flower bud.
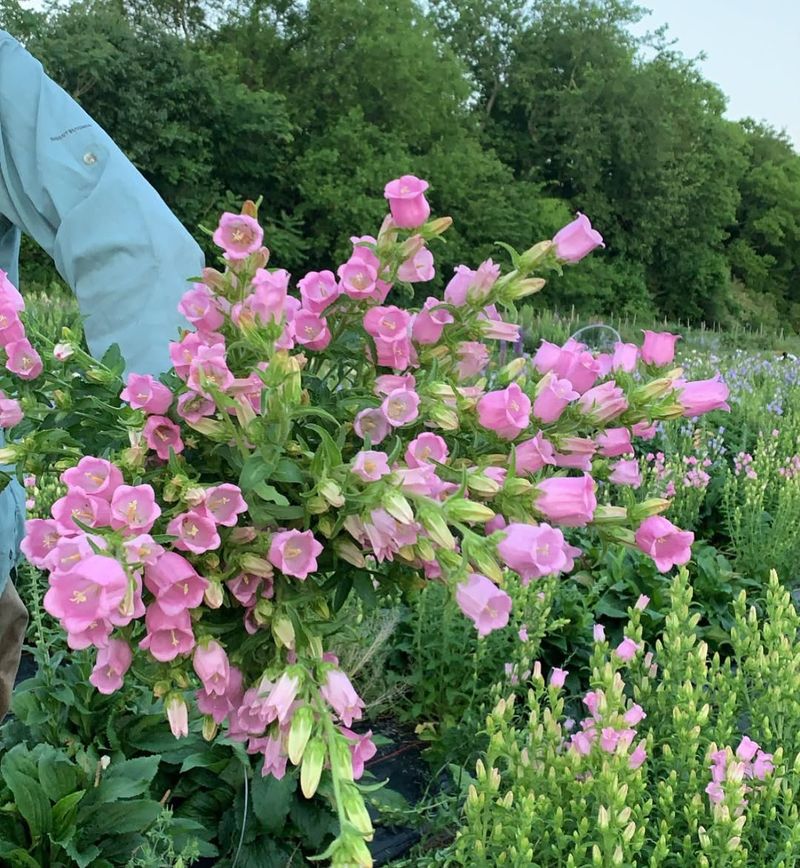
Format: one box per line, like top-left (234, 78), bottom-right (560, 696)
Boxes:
top-left (376, 213), bottom-right (399, 246)
top-left (415, 537), bottom-right (436, 562)
top-left (444, 499), bottom-right (495, 524)
top-left (518, 240), bottom-right (554, 271)
top-left (186, 418), bottom-right (229, 440)
top-left (332, 832), bottom-right (373, 867)
top-left (85, 367), bottom-right (116, 385)
top-left (254, 597), bottom-right (273, 625)
top-left (288, 706), bottom-right (315, 765)
top-left (470, 547), bottom-right (504, 583)
top-left (341, 783), bottom-right (374, 838)
top-left (632, 378), bottom-right (675, 402)
top-left (592, 505), bottom-right (628, 524)
top-left (504, 477), bottom-right (534, 498)
top-left (204, 581), bottom-right (224, 609)
top-left (201, 267), bottom-right (225, 290)
top-left (184, 486), bottom-right (206, 508)
top-left (307, 495), bottom-right (329, 515)
top-left (630, 498), bottom-right (671, 520)
top-left (597, 805), bottom-right (610, 830)
top-left (422, 216), bottom-right (453, 238)
top-left (202, 715), bottom-right (218, 742)
top-left (428, 405), bottom-right (460, 431)
top-left (419, 508), bottom-right (456, 550)
top-left (239, 554), bottom-right (274, 577)
top-left (330, 737), bottom-right (354, 783)
top-left (52, 389), bottom-right (71, 409)
top-left (319, 479), bottom-right (345, 508)
top-left (317, 515), bottom-right (336, 538)
top-left (0, 446), bottom-right (20, 464)
top-left (153, 680), bottom-right (171, 699)
top-left (498, 357), bottom-right (529, 384)
top-left (383, 490), bottom-right (415, 525)
top-left (505, 277), bottom-right (546, 301)
top-left (272, 615), bottom-right (296, 650)
top-left (467, 474), bottom-right (501, 497)
top-left (300, 737), bottom-right (326, 798)
top-left (333, 538), bottom-right (366, 568)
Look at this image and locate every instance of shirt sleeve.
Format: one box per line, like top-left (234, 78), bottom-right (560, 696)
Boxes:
top-left (0, 30), bottom-right (204, 376)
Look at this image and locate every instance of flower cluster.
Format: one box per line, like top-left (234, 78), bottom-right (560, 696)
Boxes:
top-left (705, 737), bottom-right (774, 809)
top-left (5, 178), bottom-right (731, 866)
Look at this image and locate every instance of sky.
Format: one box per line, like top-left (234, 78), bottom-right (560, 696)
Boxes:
top-left (630, 0), bottom-right (800, 148)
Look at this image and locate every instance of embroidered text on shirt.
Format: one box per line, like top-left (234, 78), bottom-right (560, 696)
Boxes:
top-left (50, 123), bottom-right (91, 142)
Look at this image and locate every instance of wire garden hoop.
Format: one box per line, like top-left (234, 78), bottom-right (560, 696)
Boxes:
top-left (569, 322), bottom-right (621, 353)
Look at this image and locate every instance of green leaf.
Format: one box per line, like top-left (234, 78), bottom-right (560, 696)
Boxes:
top-left (272, 458), bottom-right (305, 484)
top-left (1, 751), bottom-right (52, 840)
top-left (51, 790), bottom-right (86, 842)
top-left (88, 755), bottom-right (161, 804)
top-left (61, 837), bottom-right (101, 868)
top-left (37, 748), bottom-right (80, 803)
top-left (251, 771), bottom-right (296, 834)
top-left (254, 482), bottom-right (290, 506)
top-left (352, 572), bottom-right (377, 608)
top-left (288, 799), bottom-right (337, 849)
top-left (79, 798), bottom-right (161, 838)
top-left (0, 842), bottom-right (42, 868)
top-left (179, 751), bottom-right (228, 774)
top-left (239, 454), bottom-right (270, 492)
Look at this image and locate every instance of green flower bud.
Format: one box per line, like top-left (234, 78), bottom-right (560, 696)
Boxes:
top-left (288, 706), bottom-right (315, 765)
top-left (240, 554), bottom-right (274, 577)
top-left (319, 479), bottom-right (345, 508)
top-left (334, 538), bottom-right (366, 568)
top-left (629, 498), bottom-right (671, 520)
top-left (330, 736), bottom-right (354, 783)
top-left (467, 474), bottom-right (501, 497)
top-left (444, 499), bottom-right (496, 524)
top-left (202, 716), bottom-right (218, 742)
top-left (383, 490), bottom-right (415, 525)
top-left (504, 277), bottom-right (546, 301)
top-left (518, 240), bottom-right (554, 271)
top-left (418, 508), bottom-right (456, 550)
top-left (592, 505), bottom-right (628, 524)
top-left (272, 615), bottom-right (296, 650)
top-left (300, 737), bottom-right (326, 798)
top-left (341, 783), bottom-right (374, 838)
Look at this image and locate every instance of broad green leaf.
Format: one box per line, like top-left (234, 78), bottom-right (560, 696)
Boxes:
top-left (51, 790), bottom-right (86, 843)
top-left (79, 798), bottom-right (162, 838)
top-left (85, 755), bottom-right (161, 804)
top-left (37, 748), bottom-right (80, 803)
top-left (250, 771), bottom-right (296, 833)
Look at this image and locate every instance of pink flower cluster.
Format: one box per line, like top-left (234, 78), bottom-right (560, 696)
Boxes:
top-left (734, 451), bottom-right (757, 480)
top-left (0, 271), bottom-right (37, 423)
top-left (705, 736), bottom-right (774, 807)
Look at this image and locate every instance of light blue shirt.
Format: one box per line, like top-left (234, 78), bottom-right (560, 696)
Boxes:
top-left (0, 30), bottom-right (205, 594)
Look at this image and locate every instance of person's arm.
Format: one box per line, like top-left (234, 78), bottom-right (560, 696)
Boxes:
top-left (0, 30), bottom-right (204, 375)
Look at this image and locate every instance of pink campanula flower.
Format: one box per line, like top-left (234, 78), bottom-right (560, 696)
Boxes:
top-left (535, 474), bottom-right (596, 527)
top-left (320, 669), bottom-right (366, 727)
top-left (364, 306), bottom-right (411, 344)
top-left (177, 391), bottom-right (216, 424)
top-left (268, 529), bottom-right (323, 580)
top-left (341, 728), bottom-right (377, 779)
top-left (635, 594), bottom-right (650, 611)
top-left (398, 244), bottom-right (435, 283)
top-left (497, 522), bottom-right (570, 583)
top-left (227, 573), bottom-right (264, 608)
top-left (193, 640), bottom-right (230, 696)
top-left (593, 624), bottom-right (606, 643)
top-left (635, 515), bottom-right (694, 572)
top-left (178, 284), bottom-right (224, 332)
top-left (263, 673), bottom-right (300, 726)
top-left (354, 408), bottom-right (391, 445)
top-left (549, 668), bottom-right (568, 689)
top-left (560, 350), bottom-right (601, 395)
top-left (212, 212), bottom-right (263, 260)
top-left (45, 534), bottom-right (98, 574)
top-left (0, 271), bottom-right (24, 311)
top-left (752, 751), bottom-right (774, 780)
top-left (478, 306), bottom-right (520, 343)
top-left (577, 380), bottom-right (628, 423)
top-left (123, 534), bottom-right (164, 566)
top-left (381, 388), bottom-right (420, 427)
top-left (609, 458), bottom-right (641, 488)
top-left (615, 636), bottom-right (640, 662)
top-left (624, 704), bottom-right (646, 726)
top-left (250, 268), bottom-right (290, 323)
top-left (596, 427), bottom-right (632, 458)
top-left (375, 374), bottom-right (416, 397)
top-left (632, 420), bottom-right (658, 440)
top-left (298, 270), bottom-right (341, 314)
top-left (144, 552), bottom-right (208, 614)
top-left (444, 265), bottom-right (476, 307)
top-left (533, 372), bottom-right (579, 423)
top-left (412, 297), bottom-right (454, 344)
top-left (477, 383), bottom-right (531, 440)
top-left (167, 510), bottom-right (221, 554)
top-left (515, 432), bottom-right (556, 474)
top-left (0, 393), bottom-right (22, 427)
top-left (736, 736), bottom-right (759, 763)
top-left (641, 331), bottom-right (680, 367)
top-left (352, 450), bottom-right (391, 482)
top-left (373, 335), bottom-right (415, 370)
top-left (62, 457), bottom-right (123, 500)
top-left (166, 695), bottom-right (189, 738)
top-left (405, 432), bottom-right (448, 468)
top-left (552, 213), bottom-right (604, 263)
top-left (339, 258), bottom-right (378, 300)
top-left (89, 639), bottom-right (133, 694)
top-left (139, 602), bottom-right (195, 662)
top-left (51, 491), bottom-right (110, 534)
top-left (121, 373), bottom-right (173, 415)
top-left (456, 341), bottom-right (490, 380)
top-left (583, 690), bottom-right (602, 717)
top-left (204, 484), bottom-right (248, 526)
top-left (294, 310), bottom-right (331, 352)
top-left (612, 342), bottom-right (639, 372)
top-left (187, 345), bottom-right (235, 398)
top-left (143, 416), bottom-right (184, 461)
top-left (0, 305), bottom-right (24, 347)
top-left (20, 518), bottom-right (60, 568)
top-left (677, 375), bottom-right (730, 417)
top-left (197, 665), bottom-right (244, 725)
top-left (383, 175), bottom-right (430, 228)
top-left (43, 555), bottom-right (129, 633)
top-left (110, 484), bottom-right (161, 534)
top-left (629, 741), bottom-right (647, 769)
top-left (455, 573), bottom-right (512, 637)
top-left (5, 338), bottom-right (43, 380)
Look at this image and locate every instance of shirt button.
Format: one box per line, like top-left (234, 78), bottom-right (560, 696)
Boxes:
top-left (83, 152), bottom-right (97, 166)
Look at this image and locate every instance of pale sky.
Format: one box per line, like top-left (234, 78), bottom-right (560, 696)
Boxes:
top-left (631, 0), bottom-right (800, 149)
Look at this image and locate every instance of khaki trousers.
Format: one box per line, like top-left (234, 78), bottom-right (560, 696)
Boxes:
top-left (0, 579), bottom-right (27, 719)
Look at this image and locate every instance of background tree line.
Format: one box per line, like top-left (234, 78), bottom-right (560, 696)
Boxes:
top-left (3, 0), bottom-right (800, 330)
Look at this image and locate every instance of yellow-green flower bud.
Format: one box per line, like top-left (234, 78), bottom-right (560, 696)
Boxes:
top-left (300, 737), bottom-right (326, 798)
top-left (288, 706), bottom-right (315, 765)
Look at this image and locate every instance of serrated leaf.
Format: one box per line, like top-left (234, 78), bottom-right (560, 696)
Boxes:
top-left (51, 790), bottom-right (86, 842)
top-left (251, 770), bottom-right (296, 834)
top-left (86, 755), bottom-right (161, 804)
